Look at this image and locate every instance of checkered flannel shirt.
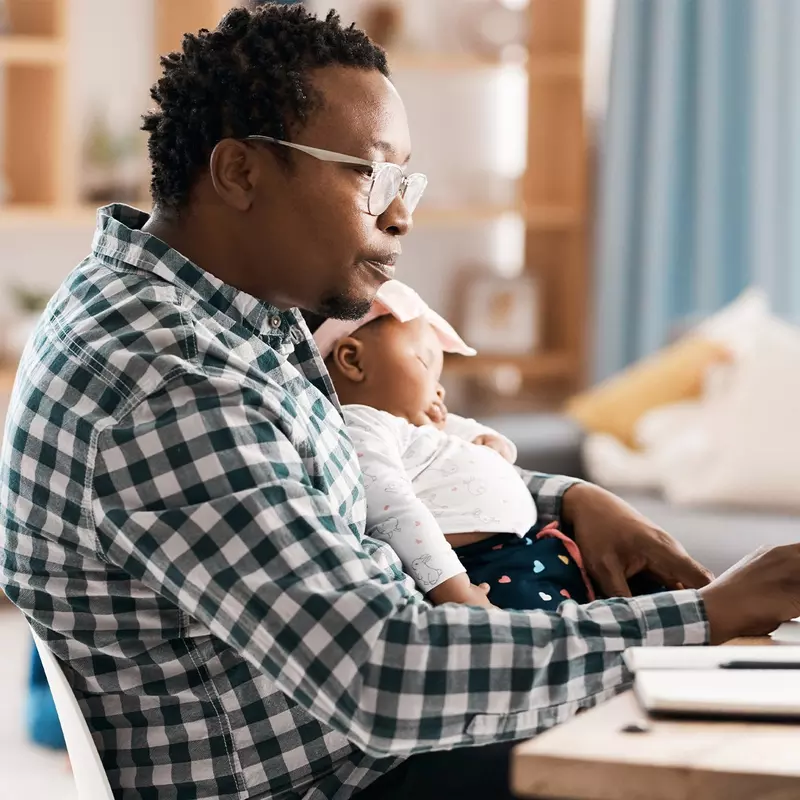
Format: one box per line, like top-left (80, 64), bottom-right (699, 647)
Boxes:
top-left (0, 205), bottom-right (709, 800)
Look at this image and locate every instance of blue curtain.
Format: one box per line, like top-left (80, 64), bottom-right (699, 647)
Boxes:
top-left (593, 0), bottom-right (800, 381)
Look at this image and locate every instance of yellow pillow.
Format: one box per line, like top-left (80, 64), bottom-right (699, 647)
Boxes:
top-left (566, 337), bottom-right (731, 449)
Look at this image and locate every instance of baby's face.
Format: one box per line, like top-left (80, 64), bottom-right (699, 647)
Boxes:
top-left (359, 316), bottom-right (447, 428)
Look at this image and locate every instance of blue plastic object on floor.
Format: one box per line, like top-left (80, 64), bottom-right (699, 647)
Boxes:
top-left (27, 645), bottom-right (66, 750)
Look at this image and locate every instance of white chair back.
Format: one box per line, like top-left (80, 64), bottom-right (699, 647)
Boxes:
top-left (30, 630), bottom-right (114, 800)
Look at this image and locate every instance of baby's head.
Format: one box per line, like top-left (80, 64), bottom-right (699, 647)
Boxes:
top-left (313, 280), bottom-right (475, 428)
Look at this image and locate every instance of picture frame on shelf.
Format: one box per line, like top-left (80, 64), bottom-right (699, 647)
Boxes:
top-left (460, 274), bottom-right (539, 355)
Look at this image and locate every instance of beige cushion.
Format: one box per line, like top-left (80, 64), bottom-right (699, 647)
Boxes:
top-left (566, 337), bottom-right (730, 448)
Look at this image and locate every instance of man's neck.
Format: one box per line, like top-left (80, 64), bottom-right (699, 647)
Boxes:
top-left (143, 208), bottom-right (220, 278)
top-left (142, 201), bottom-right (300, 312)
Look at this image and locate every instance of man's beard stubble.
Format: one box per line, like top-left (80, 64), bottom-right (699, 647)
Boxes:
top-left (315, 290), bottom-right (372, 323)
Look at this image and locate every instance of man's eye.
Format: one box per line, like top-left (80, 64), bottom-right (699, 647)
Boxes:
top-left (417, 356), bottom-right (429, 368)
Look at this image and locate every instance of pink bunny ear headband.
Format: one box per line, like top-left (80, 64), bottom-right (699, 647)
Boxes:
top-left (313, 279), bottom-right (477, 359)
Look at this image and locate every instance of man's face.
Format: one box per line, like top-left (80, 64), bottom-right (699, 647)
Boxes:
top-left (246, 65), bottom-right (413, 319)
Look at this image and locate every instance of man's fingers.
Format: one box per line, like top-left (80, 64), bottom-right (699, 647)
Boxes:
top-left (592, 561), bottom-right (633, 599)
top-left (654, 551), bottom-right (714, 590)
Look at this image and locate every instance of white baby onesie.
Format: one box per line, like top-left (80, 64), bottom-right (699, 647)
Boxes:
top-left (343, 404), bottom-right (538, 593)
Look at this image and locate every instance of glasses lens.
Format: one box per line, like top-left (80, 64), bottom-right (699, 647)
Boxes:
top-left (402, 174), bottom-right (428, 213)
top-left (369, 165), bottom-right (404, 216)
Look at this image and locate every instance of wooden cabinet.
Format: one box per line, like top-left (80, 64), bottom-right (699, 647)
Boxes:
top-left (0, 0), bottom-right (588, 411)
top-left (0, 0), bottom-right (72, 212)
top-left (447, 0), bottom-right (588, 412)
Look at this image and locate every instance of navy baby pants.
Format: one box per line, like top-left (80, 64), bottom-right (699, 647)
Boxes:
top-left (454, 524), bottom-right (593, 611)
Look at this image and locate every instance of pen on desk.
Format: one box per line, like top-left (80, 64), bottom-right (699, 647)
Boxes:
top-left (719, 661), bottom-right (800, 670)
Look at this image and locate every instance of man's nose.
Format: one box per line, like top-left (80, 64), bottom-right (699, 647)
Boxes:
top-left (377, 193), bottom-right (414, 237)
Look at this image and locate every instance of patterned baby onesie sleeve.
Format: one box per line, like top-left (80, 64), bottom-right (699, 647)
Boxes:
top-left (444, 414), bottom-right (517, 463)
top-left (345, 407), bottom-right (466, 592)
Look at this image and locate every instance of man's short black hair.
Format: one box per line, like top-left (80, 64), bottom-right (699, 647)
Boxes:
top-left (142, 3), bottom-right (388, 214)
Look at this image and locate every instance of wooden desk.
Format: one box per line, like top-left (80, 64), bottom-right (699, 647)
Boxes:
top-left (512, 638), bottom-right (800, 800)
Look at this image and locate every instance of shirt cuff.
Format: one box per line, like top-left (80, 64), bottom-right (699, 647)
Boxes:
top-left (634, 589), bottom-right (710, 647)
top-left (519, 471), bottom-right (584, 526)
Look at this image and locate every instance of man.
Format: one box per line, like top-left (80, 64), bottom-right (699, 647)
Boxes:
top-left (1, 5), bottom-right (799, 799)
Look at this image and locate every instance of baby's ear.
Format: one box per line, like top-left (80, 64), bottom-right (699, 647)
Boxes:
top-left (331, 337), bottom-right (365, 382)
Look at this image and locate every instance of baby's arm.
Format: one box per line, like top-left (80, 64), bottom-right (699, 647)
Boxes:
top-left (347, 411), bottom-right (492, 606)
top-left (443, 414), bottom-right (517, 464)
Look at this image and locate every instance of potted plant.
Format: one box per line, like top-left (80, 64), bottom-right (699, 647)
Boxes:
top-left (6, 285), bottom-right (52, 361)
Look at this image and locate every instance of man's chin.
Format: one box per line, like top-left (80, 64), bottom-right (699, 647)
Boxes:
top-left (317, 292), bottom-right (373, 322)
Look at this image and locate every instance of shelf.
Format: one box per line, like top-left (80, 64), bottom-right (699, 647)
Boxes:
top-left (444, 352), bottom-right (575, 380)
top-left (0, 204), bottom-right (90, 227)
top-left (414, 204), bottom-right (580, 229)
top-left (0, 35), bottom-right (65, 65)
top-left (528, 54), bottom-right (582, 79)
top-left (524, 205), bottom-right (581, 228)
top-left (0, 364), bottom-right (18, 393)
top-left (0, 202), bottom-right (150, 228)
top-left (387, 51), bottom-right (581, 76)
top-left (0, 202), bottom-right (580, 230)
top-left (388, 50), bottom-right (524, 72)
top-left (413, 205), bottom-right (519, 227)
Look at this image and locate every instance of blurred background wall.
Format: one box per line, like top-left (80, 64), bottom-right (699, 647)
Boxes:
top-left (0, 0), bottom-right (611, 418)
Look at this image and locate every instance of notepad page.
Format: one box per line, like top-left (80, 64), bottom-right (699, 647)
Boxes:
top-left (635, 669), bottom-right (800, 717)
top-left (624, 645), bottom-right (800, 673)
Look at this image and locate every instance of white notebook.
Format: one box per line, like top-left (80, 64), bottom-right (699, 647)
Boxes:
top-left (635, 669), bottom-right (800, 720)
top-left (624, 645), bottom-right (800, 673)
top-left (772, 619), bottom-right (800, 645)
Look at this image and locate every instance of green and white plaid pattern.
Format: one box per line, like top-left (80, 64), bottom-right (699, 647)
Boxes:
top-left (0, 205), bottom-right (709, 800)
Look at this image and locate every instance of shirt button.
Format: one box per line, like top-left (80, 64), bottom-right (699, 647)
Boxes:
top-left (269, 315), bottom-right (282, 330)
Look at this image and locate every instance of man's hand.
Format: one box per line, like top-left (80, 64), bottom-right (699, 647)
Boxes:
top-left (561, 482), bottom-right (714, 598)
top-left (472, 434), bottom-right (516, 463)
top-left (700, 546), bottom-right (800, 644)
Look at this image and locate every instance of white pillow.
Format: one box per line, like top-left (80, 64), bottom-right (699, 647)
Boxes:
top-left (662, 315), bottom-right (800, 511)
top-left (696, 286), bottom-right (771, 357)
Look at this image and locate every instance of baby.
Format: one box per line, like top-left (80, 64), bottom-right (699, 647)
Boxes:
top-left (314, 280), bottom-right (594, 610)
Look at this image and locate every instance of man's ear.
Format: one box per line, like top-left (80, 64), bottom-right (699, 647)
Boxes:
top-left (209, 138), bottom-right (260, 211)
top-left (331, 337), bottom-right (366, 382)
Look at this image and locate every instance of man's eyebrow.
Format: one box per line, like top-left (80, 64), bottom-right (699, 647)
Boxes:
top-left (373, 140), bottom-right (411, 166)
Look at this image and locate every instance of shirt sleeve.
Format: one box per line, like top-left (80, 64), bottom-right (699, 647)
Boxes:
top-left (345, 409), bottom-right (465, 592)
top-left (516, 468), bottom-right (584, 527)
top-left (92, 373), bottom-right (709, 760)
top-left (443, 414), bottom-right (517, 462)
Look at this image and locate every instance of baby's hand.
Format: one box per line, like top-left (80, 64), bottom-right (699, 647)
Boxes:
top-left (427, 575), bottom-right (496, 608)
top-left (472, 433), bottom-right (515, 463)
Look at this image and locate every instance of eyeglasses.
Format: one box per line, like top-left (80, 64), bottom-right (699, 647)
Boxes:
top-left (244, 135), bottom-right (428, 217)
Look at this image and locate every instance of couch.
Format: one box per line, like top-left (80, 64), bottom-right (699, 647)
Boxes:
top-left (483, 413), bottom-right (800, 577)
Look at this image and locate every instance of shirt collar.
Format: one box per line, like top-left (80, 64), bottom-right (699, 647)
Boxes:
top-left (90, 203), bottom-right (292, 338)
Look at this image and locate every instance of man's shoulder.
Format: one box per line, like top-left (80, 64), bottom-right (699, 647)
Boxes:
top-left (63, 253), bottom-right (189, 327)
top-left (22, 256), bottom-right (199, 415)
